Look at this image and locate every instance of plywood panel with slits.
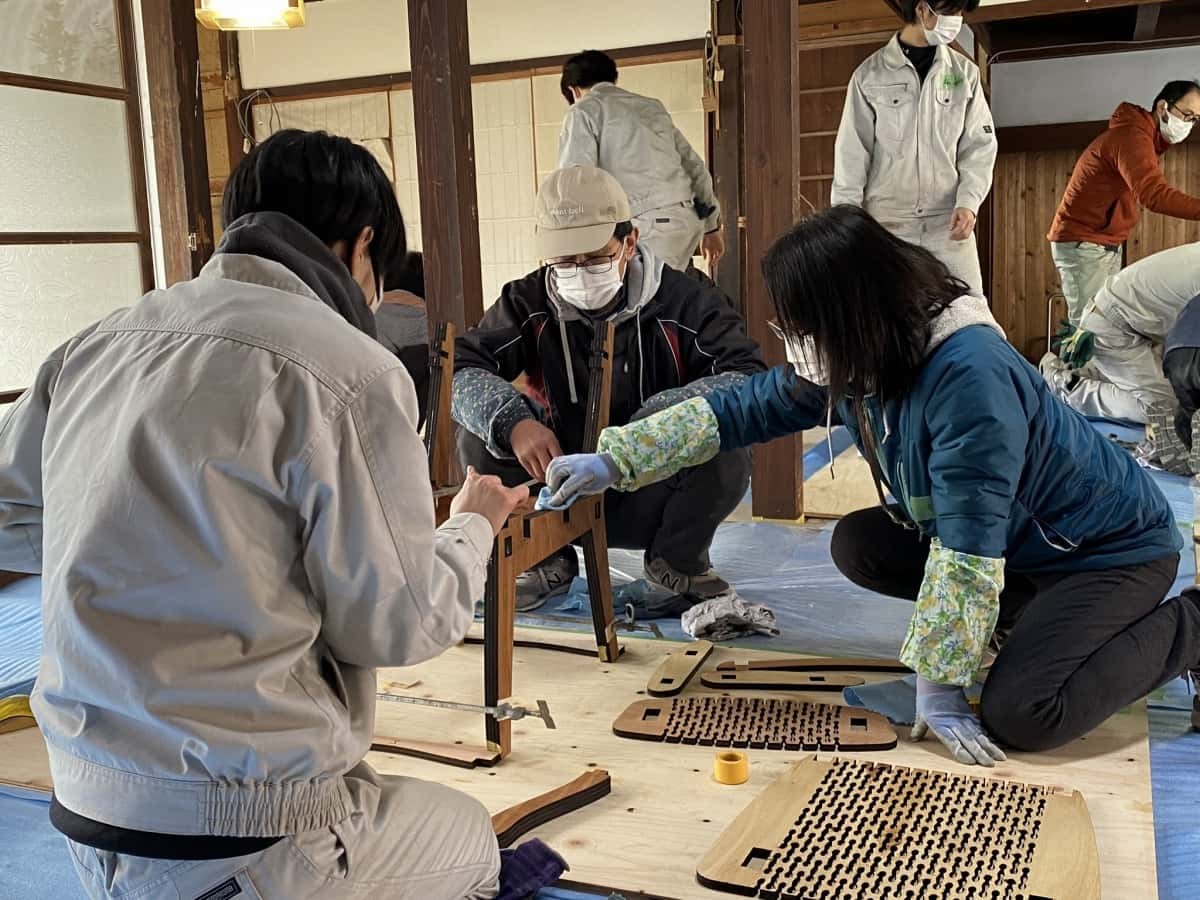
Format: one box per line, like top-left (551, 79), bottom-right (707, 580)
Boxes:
top-left (613, 696), bottom-right (897, 751)
top-left (698, 756), bottom-right (1100, 900)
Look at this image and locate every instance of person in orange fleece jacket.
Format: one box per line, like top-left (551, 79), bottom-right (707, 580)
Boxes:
top-left (1048, 80), bottom-right (1200, 326)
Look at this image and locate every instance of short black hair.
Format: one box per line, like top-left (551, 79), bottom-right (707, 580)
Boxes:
top-left (561, 50), bottom-right (619, 104)
top-left (223, 129), bottom-right (405, 284)
top-left (1154, 80), bottom-right (1200, 111)
top-left (898, 0), bottom-right (980, 22)
top-left (384, 251), bottom-right (424, 297)
top-left (763, 205), bottom-right (967, 404)
top-left (613, 221), bottom-right (634, 242)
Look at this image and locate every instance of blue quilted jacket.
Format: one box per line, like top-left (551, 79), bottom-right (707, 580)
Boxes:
top-left (709, 326), bottom-right (1181, 571)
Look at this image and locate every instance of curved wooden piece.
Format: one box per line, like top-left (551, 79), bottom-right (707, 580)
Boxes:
top-left (370, 737), bottom-right (501, 769)
top-left (700, 670), bottom-right (864, 691)
top-left (491, 769), bottom-right (612, 849)
top-left (714, 656), bottom-right (908, 673)
top-left (1026, 790), bottom-right (1102, 900)
top-left (647, 641), bottom-right (714, 697)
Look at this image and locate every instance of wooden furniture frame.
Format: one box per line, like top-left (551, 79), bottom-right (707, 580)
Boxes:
top-left (373, 320), bottom-right (621, 766)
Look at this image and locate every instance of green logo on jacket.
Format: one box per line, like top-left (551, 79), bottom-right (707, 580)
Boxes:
top-left (941, 73), bottom-right (965, 89)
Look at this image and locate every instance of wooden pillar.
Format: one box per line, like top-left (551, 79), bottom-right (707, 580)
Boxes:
top-left (974, 31), bottom-right (995, 303)
top-left (710, 1), bottom-right (743, 312)
top-left (742, 0), bottom-right (803, 520)
top-left (139, 1), bottom-right (216, 282)
top-left (407, 0), bottom-right (484, 330)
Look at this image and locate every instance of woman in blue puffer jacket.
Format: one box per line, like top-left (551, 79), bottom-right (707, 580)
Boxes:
top-left (545, 205), bottom-right (1196, 766)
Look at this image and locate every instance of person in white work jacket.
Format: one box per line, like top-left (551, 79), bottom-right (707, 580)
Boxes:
top-left (0, 129), bottom-right (527, 900)
top-left (558, 49), bottom-right (724, 273)
top-left (1043, 241), bottom-right (1200, 425)
top-left (832, 0), bottom-right (996, 295)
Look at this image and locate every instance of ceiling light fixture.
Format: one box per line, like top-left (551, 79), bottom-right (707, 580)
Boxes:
top-left (195, 0), bottom-right (305, 31)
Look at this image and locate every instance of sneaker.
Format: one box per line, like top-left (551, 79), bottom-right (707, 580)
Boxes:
top-left (644, 555), bottom-right (731, 601)
top-left (1190, 669), bottom-right (1200, 733)
top-left (1143, 400), bottom-right (1192, 476)
top-left (514, 548), bottom-right (579, 613)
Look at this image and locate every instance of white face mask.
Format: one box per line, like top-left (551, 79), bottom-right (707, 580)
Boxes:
top-left (921, 8), bottom-right (963, 45)
top-left (1161, 109), bottom-right (1194, 145)
top-left (553, 252), bottom-right (626, 311)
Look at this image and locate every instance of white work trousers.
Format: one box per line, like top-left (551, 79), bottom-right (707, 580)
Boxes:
top-left (878, 213), bottom-right (983, 297)
top-left (66, 764), bottom-right (500, 900)
top-left (1063, 305), bottom-right (1174, 424)
top-left (634, 202), bottom-right (704, 272)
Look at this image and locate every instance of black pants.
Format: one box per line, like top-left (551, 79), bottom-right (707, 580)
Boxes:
top-left (1164, 346), bottom-right (1200, 449)
top-left (830, 506), bottom-right (1198, 752)
top-left (457, 427), bottom-right (750, 575)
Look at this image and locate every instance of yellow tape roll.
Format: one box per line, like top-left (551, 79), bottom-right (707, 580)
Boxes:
top-left (713, 750), bottom-right (749, 785)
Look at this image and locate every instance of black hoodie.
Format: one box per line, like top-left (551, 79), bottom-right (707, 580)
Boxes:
top-left (453, 248), bottom-right (765, 457)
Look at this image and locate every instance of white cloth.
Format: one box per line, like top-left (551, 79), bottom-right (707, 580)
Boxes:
top-left (0, 252), bottom-right (494, 838)
top-left (67, 764), bottom-right (501, 900)
top-left (832, 36), bottom-right (996, 220)
top-left (877, 212), bottom-right (984, 296)
top-left (633, 202), bottom-right (705, 271)
top-left (681, 592), bottom-right (779, 642)
top-left (559, 83), bottom-right (720, 231)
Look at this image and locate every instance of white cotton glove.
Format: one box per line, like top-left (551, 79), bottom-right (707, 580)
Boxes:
top-left (540, 453), bottom-right (621, 510)
top-left (911, 676), bottom-right (1007, 767)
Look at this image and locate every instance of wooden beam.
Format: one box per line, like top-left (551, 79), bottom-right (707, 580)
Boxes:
top-left (1134, 3), bottom-right (1162, 39)
top-left (968, 0), bottom-right (1161, 23)
top-left (254, 39), bottom-right (705, 104)
top-left (997, 118), bottom-right (1200, 153)
top-left (115, 0), bottom-right (156, 292)
top-left (139, 0), bottom-right (195, 286)
top-left (742, 0), bottom-right (803, 521)
top-left (0, 70), bottom-right (127, 100)
top-left (407, 0), bottom-right (483, 330)
top-left (219, 33), bottom-right (245, 181)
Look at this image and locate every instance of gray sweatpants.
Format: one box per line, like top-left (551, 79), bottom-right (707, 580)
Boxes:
top-left (1064, 304), bottom-right (1173, 424)
top-left (634, 202), bottom-right (704, 272)
top-left (66, 764), bottom-right (500, 900)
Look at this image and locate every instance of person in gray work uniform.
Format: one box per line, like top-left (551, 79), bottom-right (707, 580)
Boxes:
top-left (0, 130), bottom-right (525, 900)
top-left (833, 0), bottom-right (995, 295)
top-left (558, 50), bottom-right (725, 273)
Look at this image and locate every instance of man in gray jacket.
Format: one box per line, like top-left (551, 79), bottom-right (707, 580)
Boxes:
top-left (558, 50), bottom-right (724, 273)
top-left (832, 0), bottom-right (995, 294)
top-left (0, 130), bottom-right (525, 899)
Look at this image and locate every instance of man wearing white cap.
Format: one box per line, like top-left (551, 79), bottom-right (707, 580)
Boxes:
top-left (453, 167), bottom-right (765, 610)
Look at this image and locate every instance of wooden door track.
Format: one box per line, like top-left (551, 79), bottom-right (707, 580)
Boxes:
top-left (697, 756), bottom-right (1100, 899)
top-left (613, 697), bottom-right (896, 751)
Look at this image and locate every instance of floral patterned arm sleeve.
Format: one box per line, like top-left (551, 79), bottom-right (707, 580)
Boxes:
top-left (899, 539), bottom-right (1004, 687)
top-left (596, 397), bottom-right (721, 492)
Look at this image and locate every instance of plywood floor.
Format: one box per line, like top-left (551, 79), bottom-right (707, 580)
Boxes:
top-left (371, 626), bottom-right (1156, 900)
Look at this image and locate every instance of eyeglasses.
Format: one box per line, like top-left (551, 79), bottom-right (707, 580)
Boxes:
top-left (1170, 103), bottom-right (1200, 124)
top-left (548, 250), bottom-right (621, 277)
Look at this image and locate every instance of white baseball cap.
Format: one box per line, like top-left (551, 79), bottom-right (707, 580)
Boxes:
top-left (534, 166), bottom-right (632, 261)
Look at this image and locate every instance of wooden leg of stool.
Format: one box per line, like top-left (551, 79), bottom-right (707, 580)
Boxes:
top-left (580, 499), bottom-right (621, 663)
top-left (484, 544), bottom-right (515, 757)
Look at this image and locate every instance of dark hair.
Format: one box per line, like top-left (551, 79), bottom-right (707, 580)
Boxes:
top-left (899, 0), bottom-right (980, 22)
top-left (1153, 80), bottom-right (1200, 111)
top-left (561, 50), bottom-right (619, 104)
top-left (223, 129), bottom-right (405, 284)
top-left (763, 205), bottom-right (969, 404)
top-left (384, 251), bottom-right (424, 297)
top-left (613, 221), bottom-right (634, 242)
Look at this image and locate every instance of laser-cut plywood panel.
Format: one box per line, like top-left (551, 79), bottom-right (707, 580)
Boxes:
top-left (613, 696), bottom-right (896, 751)
top-left (698, 756), bottom-right (1101, 900)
